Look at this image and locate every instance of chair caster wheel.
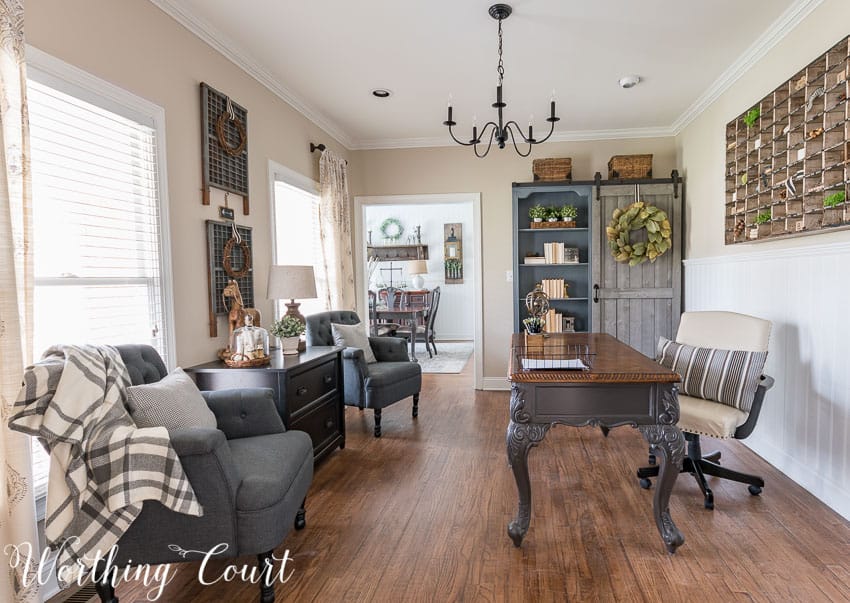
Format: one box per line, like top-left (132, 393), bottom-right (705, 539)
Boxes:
top-left (639, 478), bottom-right (652, 489)
top-left (748, 485), bottom-right (763, 496)
top-left (704, 497), bottom-right (714, 510)
top-left (648, 454), bottom-right (656, 466)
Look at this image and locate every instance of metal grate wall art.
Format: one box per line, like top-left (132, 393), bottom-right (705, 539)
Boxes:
top-left (201, 82), bottom-right (250, 215)
top-left (206, 220), bottom-right (254, 337)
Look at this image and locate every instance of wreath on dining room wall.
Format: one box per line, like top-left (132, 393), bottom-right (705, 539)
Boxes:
top-left (380, 217), bottom-right (404, 242)
top-left (606, 201), bottom-right (671, 266)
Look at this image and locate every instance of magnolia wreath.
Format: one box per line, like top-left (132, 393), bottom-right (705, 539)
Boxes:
top-left (606, 201), bottom-right (671, 266)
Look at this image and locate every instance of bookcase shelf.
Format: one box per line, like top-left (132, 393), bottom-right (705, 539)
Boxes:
top-left (725, 35), bottom-right (850, 244)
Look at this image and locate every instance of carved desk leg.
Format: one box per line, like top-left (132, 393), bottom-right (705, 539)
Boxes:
top-left (506, 384), bottom-right (550, 548)
top-left (638, 384), bottom-right (685, 553)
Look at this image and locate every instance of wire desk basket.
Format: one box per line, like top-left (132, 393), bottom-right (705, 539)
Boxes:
top-left (514, 337), bottom-right (595, 371)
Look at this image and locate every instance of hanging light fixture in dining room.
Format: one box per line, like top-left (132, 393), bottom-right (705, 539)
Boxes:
top-left (442, 4), bottom-right (560, 158)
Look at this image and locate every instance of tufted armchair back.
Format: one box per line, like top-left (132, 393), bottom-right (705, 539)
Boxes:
top-left (305, 310), bottom-right (361, 347)
top-left (116, 344), bottom-right (168, 385)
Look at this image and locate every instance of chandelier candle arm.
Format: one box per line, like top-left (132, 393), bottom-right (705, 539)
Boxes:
top-left (443, 4), bottom-right (559, 157)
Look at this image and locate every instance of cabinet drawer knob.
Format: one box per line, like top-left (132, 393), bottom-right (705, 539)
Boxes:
top-left (296, 386), bottom-right (308, 396)
top-left (323, 375), bottom-right (333, 385)
top-left (324, 418), bottom-right (334, 429)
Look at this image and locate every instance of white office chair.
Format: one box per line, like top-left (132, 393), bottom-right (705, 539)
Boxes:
top-left (637, 311), bottom-right (774, 509)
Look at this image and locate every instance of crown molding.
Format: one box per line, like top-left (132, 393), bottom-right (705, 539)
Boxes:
top-left (148, 0), bottom-right (355, 149)
top-left (350, 126), bottom-right (676, 150)
top-left (150, 0), bottom-right (820, 151)
top-left (670, 0), bottom-right (825, 135)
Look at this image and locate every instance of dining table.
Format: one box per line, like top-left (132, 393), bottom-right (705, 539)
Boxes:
top-left (373, 303), bottom-right (430, 361)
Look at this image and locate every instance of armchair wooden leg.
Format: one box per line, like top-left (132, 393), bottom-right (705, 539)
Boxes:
top-left (412, 394), bottom-right (419, 418)
top-left (374, 408), bottom-right (382, 437)
top-left (295, 497), bottom-right (306, 530)
top-left (93, 560), bottom-right (118, 603)
top-left (257, 551), bottom-right (275, 603)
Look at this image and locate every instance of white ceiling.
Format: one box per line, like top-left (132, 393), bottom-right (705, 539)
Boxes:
top-left (152, 0), bottom-right (813, 149)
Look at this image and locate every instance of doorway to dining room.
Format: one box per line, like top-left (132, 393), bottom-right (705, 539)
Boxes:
top-left (353, 194), bottom-right (482, 388)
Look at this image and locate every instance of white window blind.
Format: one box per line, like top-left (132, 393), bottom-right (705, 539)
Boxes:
top-left (273, 180), bottom-right (326, 316)
top-left (27, 73), bottom-right (171, 502)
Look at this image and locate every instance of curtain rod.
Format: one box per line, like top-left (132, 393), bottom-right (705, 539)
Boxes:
top-left (310, 142), bottom-right (347, 165)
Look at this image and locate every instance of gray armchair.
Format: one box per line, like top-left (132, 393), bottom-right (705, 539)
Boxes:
top-left (305, 311), bottom-right (421, 437)
top-left (94, 345), bottom-right (314, 603)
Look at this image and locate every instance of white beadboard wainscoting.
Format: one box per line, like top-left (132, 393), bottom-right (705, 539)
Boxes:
top-left (684, 241), bottom-right (850, 521)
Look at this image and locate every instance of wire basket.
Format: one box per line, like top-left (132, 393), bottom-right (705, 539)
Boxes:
top-left (515, 336), bottom-right (594, 371)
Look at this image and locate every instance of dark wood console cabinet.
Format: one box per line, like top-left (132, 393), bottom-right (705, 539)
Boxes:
top-left (185, 346), bottom-right (345, 462)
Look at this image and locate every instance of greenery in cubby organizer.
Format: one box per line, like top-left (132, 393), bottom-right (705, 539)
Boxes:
top-left (743, 107), bottom-right (760, 128)
top-left (755, 211), bottom-right (772, 225)
top-left (823, 191), bottom-right (846, 208)
top-left (528, 204), bottom-right (548, 221)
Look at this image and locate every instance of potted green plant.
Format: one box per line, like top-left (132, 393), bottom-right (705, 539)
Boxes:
top-left (823, 191), bottom-right (846, 208)
top-left (270, 315), bottom-right (305, 355)
top-left (546, 205), bottom-right (560, 222)
top-left (528, 204), bottom-right (548, 223)
top-left (560, 204), bottom-right (578, 223)
top-left (755, 210), bottom-right (772, 238)
top-left (823, 191), bottom-right (846, 226)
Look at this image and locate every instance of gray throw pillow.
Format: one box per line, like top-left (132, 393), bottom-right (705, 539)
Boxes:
top-left (331, 322), bottom-right (377, 364)
top-left (656, 337), bottom-right (767, 412)
top-left (126, 367), bottom-right (217, 429)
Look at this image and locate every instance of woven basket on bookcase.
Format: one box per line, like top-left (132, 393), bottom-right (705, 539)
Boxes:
top-left (608, 154), bottom-right (653, 179)
top-left (532, 158), bottom-right (572, 181)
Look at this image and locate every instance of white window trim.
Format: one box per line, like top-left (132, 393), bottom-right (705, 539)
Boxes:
top-left (267, 159), bottom-right (320, 317)
top-left (26, 45), bottom-right (177, 367)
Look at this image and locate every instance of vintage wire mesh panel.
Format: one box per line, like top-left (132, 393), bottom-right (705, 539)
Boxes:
top-left (201, 82), bottom-right (250, 214)
top-left (206, 220), bottom-right (254, 337)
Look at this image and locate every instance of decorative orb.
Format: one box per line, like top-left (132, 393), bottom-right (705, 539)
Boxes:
top-left (525, 284), bottom-right (550, 319)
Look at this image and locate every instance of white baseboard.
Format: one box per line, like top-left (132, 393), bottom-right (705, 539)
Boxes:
top-left (743, 438), bottom-right (850, 521)
top-left (480, 377), bottom-right (510, 391)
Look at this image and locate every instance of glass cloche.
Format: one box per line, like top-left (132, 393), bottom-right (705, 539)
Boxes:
top-left (229, 313), bottom-right (269, 363)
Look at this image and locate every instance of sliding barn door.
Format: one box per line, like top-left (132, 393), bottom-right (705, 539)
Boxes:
top-left (591, 182), bottom-right (683, 357)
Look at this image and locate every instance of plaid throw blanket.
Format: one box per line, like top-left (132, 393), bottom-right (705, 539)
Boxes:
top-left (8, 345), bottom-right (202, 585)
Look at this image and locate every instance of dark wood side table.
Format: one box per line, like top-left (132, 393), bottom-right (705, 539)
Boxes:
top-left (507, 333), bottom-right (685, 553)
top-left (185, 346), bottom-right (344, 463)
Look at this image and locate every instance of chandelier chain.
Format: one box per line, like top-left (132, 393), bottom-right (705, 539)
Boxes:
top-left (497, 18), bottom-right (504, 85)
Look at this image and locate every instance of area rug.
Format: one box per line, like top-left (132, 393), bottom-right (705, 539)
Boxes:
top-left (415, 341), bottom-right (473, 374)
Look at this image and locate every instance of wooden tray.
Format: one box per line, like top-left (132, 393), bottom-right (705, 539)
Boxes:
top-left (530, 220), bottom-right (577, 229)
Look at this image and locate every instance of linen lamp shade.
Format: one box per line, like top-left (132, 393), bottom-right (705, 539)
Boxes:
top-left (407, 259), bottom-right (428, 290)
top-left (267, 265), bottom-right (317, 324)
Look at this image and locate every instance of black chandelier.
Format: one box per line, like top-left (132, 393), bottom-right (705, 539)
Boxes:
top-left (443, 4), bottom-right (559, 158)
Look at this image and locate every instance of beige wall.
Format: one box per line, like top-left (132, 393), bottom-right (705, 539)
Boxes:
top-left (677, 0), bottom-right (850, 258)
top-left (351, 139), bottom-right (678, 381)
top-left (27, 0), bottom-right (350, 366)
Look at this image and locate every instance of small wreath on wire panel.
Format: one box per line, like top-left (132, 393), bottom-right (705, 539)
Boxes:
top-left (606, 201), bottom-right (671, 266)
top-left (215, 110), bottom-right (247, 157)
top-left (223, 236), bottom-right (252, 278)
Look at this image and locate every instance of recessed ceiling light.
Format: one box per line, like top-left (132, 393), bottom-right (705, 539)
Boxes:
top-left (619, 75), bottom-right (641, 89)
top-left (371, 89), bottom-right (392, 98)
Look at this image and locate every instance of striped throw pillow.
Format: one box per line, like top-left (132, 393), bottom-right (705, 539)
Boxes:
top-left (656, 337), bottom-right (767, 412)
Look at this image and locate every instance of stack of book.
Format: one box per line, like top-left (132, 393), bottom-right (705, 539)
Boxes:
top-left (540, 278), bottom-right (568, 299)
top-left (543, 242), bottom-right (579, 264)
top-left (523, 255), bottom-right (547, 265)
top-left (543, 309), bottom-right (576, 333)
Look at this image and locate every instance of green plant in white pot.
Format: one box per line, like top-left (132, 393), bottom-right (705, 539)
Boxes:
top-left (528, 204), bottom-right (548, 223)
top-left (560, 204), bottom-right (578, 223)
top-left (270, 315), bottom-right (305, 355)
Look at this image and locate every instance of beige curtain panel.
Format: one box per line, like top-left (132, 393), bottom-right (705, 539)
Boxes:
top-left (318, 149), bottom-right (356, 311)
top-left (0, 0), bottom-right (43, 601)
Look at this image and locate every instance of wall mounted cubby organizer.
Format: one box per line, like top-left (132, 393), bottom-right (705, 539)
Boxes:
top-left (725, 36), bottom-right (850, 244)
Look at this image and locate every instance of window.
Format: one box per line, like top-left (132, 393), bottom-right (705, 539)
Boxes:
top-left (26, 51), bottom-right (173, 503)
top-left (272, 174), bottom-right (326, 316)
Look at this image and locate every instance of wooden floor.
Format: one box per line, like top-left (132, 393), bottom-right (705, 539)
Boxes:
top-left (117, 358), bottom-right (850, 602)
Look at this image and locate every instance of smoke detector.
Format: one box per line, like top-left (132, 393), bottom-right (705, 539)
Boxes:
top-left (619, 75), bottom-right (641, 89)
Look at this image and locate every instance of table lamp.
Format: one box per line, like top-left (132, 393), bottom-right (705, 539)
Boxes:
top-left (407, 259), bottom-right (428, 290)
top-left (267, 265), bottom-right (318, 324)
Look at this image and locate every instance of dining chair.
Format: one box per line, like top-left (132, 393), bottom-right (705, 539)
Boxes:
top-left (397, 286), bottom-right (441, 358)
top-left (368, 290), bottom-right (399, 337)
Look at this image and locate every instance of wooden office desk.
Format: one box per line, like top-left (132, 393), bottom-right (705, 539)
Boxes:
top-left (506, 333), bottom-right (685, 553)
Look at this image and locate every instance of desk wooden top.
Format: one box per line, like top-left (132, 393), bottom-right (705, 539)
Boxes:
top-left (509, 333), bottom-right (680, 384)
